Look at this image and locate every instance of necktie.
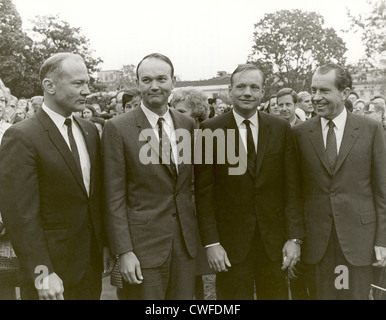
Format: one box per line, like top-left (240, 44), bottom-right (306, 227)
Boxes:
top-left (64, 118), bottom-right (82, 175)
top-left (243, 120), bottom-right (256, 177)
top-left (157, 117), bottom-right (177, 177)
top-left (326, 120), bottom-right (337, 171)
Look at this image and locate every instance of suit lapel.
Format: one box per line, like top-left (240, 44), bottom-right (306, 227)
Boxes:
top-left (334, 113), bottom-right (359, 174)
top-left (255, 112), bottom-right (270, 178)
top-left (36, 109), bottom-right (88, 196)
top-left (308, 117), bottom-right (332, 175)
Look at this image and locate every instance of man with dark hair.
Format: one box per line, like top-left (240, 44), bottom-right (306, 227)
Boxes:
top-left (293, 64), bottom-right (386, 299)
top-left (0, 52), bottom-right (108, 300)
top-left (195, 63), bottom-right (304, 300)
top-left (276, 88), bottom-right (302, 126)
top-left (348, 91), bottom-right (360, 103)
top-left (103, 53), bottom-right (198, 300)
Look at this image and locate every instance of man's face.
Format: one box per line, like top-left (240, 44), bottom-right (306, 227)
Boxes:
top-left (353, 101), bottom-right (365, 115)
top-left (277, 94), bottom-right (296, 122)
top-left (137, 58), bottom-right (175, 113)
top-left (18, 99), bottom-right (27, 110)
top-left (299, 94), bottom-right (314, 114)
top-left (51, 57), bottom-right (90, 117)
top-left (229, 70), bottom-right (264, 118)
top-left (372, 97), bottom-right (386, 112)
top-left (311, 70), bottom-right (348, 120)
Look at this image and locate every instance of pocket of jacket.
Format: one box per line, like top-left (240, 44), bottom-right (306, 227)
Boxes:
top-left (127, 215), bottom-right (149, 225)
top-left (360, 212), bottom-right (376, 225)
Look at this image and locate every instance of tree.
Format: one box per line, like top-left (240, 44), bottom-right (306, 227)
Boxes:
top-left (247, 10), bottom-right (347, 96)
top-left (31, 15), bottom-right (103, 75)
top-left (0, 0), bottom-right (41, 97)
top-left (347, 0), bottom-right (386, 59)
top-left (115, 64), bottom-right (136, 90)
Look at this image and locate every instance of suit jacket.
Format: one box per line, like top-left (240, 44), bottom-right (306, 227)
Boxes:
top-left (0, 109), bottom-right (105, 287)
top-left (194, 111), bottom-right (304, 264)
top-left (293, 112), bottom-right (386, 266)
top-left (102, 106), bottom-right (197, 268)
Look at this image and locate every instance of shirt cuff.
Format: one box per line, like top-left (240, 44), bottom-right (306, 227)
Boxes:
top-left (205, 242), bottom-right (220, 248)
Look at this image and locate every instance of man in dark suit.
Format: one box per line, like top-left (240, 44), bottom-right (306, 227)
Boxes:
top-left (194, 64), bottom-right (305, 300)
top-left (0, 53), bottom-right (108, 300)
top-left (276, 88), bottom-right (303, 127)
top-left (102, 53), bottom-right (197, 300)
top-left (293, 64), bottom-right (386, 299)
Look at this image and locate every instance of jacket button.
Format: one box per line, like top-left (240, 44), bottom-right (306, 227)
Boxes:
top-left (88, 223), bottom-right (93, 230)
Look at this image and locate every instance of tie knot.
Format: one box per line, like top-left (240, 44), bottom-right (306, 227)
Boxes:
top-left (328, 120), bottom-right (335, 128)
top-left (64, 118), bottom-right (72, 127)
top-left (158, 117), bottom-right (165, 126)
top-left (243, 119), bottom-right (251, 127)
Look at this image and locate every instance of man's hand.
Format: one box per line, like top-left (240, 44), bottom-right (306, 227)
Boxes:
top-left (119, 251), bottom-right (143, 285)
top-left (206, 244), bottom-right (231, 273)
top-left (373, 246), bottom-right (386, 267)
top-left (103, 247), bottom-right (114, 274)
top-left (282, 240), bottom-right (301, 272)
top-left (37, 272), bottom-right (64, 300)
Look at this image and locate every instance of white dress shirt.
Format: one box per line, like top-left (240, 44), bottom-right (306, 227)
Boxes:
top-left (42, 104), bottom-right (91, 195)
top-left (320, 107), bottom-right (347, 154)
top-left (232, 108), bottom-right (259, 152)
top-left (140, 103), bottom-right (178, 172)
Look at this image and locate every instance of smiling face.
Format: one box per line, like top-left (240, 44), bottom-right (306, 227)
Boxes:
top-left (48, 56), bottom-right (90, 118)
top-left (136, 58), bottom-right (175, 115)
top-left (229, 70), bottom-right (264, 119)
top-left (311, 69), bottom-right (349, 120)
top-left (277, 94), bottom-right (296, 122)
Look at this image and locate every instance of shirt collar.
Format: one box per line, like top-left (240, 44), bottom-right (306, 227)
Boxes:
top-left (42, 103), bottom-right (74, 128)
top-left (140, 103), bottom-right (173, 128)
top-left (320, 107), bottom-right (347, 131)
top-left (232, 108), bottom-right (258, 128)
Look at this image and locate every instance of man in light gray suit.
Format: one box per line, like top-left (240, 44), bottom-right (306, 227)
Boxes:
top-left (102, 53), bottom-right (197, 300)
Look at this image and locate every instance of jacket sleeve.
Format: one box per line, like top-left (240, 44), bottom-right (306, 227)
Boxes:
top-left (0, 127), bottom-right (55, 283)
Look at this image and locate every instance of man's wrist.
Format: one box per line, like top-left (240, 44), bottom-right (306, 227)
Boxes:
top-left (288, 238), bottom-right (303, 246)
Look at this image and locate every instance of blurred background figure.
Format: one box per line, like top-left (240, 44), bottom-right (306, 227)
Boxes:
top-left (364, 96), bottom-right (386, 140)
top-left (276, 88), bottom-right (302, 126)
top-left (296, 91), bottom-right (316, 121)
top-left (348, 90), bottom-right (360, 104)
top-left (214, 102), bottom-right (228, 117)
top-left (268, 94), bottom-right (280, 116)
top-left (353, 99), bottom-right (366, 116)
top-left (170, 87), bottom-right (210, 127)
top-left (82, 104), bottom-right (105, 137)
top-left (29, 96), bottom-right (44, 116)
top-left (122, 87), bottom-right (142, 113)
top-left (344, 98), bottom-right (353, 112)
top-left (0, 87), bottom-right (12, 143)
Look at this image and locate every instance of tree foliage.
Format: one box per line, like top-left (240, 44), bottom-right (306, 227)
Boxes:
top-left (248, 9), bottom-right (347, 96)
top-left (0, 1), bottom-right (103, 98)
top-left (347, 0), bottom-right (386, 59)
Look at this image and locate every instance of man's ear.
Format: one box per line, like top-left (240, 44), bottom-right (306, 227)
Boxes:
top-left (42, 78), bottom-right (55, 95)
top-left (172, 76), bottom-right (176, 89)
top-left (342, 87), bottom-right (351, 101)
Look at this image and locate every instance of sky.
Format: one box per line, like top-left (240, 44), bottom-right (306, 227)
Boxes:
top-left (12, 0), bottom-right (371, 81)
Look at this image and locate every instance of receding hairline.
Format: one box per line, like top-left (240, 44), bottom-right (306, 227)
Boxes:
top-left (230, 65), bottom-right (265, 87)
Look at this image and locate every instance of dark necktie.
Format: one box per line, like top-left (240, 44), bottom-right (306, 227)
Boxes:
top-left (326, 120), bottom-right (337, 171)
top-left (243, 120), bottom-right (256, 177)
top-left (64, 118), bottom-right (82, 175)
top-left (157, 117), bottom-right (177, 177)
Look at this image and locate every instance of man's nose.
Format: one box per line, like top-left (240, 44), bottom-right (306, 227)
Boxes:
top-left (243, 86), bottom-right (252, 96)
top-left (81, 85), bottom-right (91, 96)
top-left (150, 80), bottom-right (159, 90)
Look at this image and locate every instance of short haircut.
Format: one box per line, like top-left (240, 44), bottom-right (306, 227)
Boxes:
top-left (314, 64), bottom-right (352, 91)
top-left (353, 99), bottom-right (366, 107)
top-left (39, 52), bottom-right (84, 84)
top-left (371, 95), bottom-right (386, 103)
top-left (297, 91), bottom-right (311, 103)
top-left (30, 96), bottom-right (43, 104)
top-left (276, 88), bottom-right (298, 104)
top-left (230, 64), bottom-right (265, 87)
top-left (122, 87), bottom-right (141, 106)
top-left (136, 53), bottom-right (174, 79)
top-left (348, 91), bottom-right (359, 99)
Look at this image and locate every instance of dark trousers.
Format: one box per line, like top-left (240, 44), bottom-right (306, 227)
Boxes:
top-left (122, 216), bottom-right (195, 300)
top-left (307, 223), bottom-right (373, 300)
top-left (216, 228), bottom-right (288, 300)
